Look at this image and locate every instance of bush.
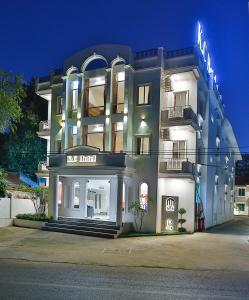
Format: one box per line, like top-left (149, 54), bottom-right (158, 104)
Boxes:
top-left (178, 227), bottom-right (186, 233)
top-left (16, 213), bottom-right (49, 222)
top-left (0, 168), bottom-right (7, 197)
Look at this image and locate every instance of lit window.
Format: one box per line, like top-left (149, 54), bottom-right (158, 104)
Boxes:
top-left (86, 77), bottom-right (106, 116)
top-left (139, 182), bottom-right (148, 211)
top-left (56, 96), bottom-right (63, 114)
top-left (138, 85), bottom-right (150, 105)
top-left (112, 122), bottom-right (123, 152)
top-left (122, 182), bottom-right (126, 212)
top-left (58, 181), bottom-right (62, 207)
top-left (84, 124), bottom-right (105, 151)
top-left (73, 126), bottom-right (77, 146)
top-left (172, 141), bottom-right (186, 160)
top-left (72, 81), bottom-right (78, 111)
top-left (136, 136), bottom-right (150, 155)
top-left (113, 72), bottom-right (125, 114)
top-left (73, 182), bottom-right (80, 208)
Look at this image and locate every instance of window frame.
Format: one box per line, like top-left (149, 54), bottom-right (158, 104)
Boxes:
top-left (112, 122), bottom-right (124, 153)
top-left (56, 96), bottom-right (63, 115)
top-left (83, 124), bottom-right (105, 151)
top-left (238, 188), bottom-right (245, 197)
top-left (136, 135), bottom-right (150, 155)
top-left (138, 181), bottom-right (149, 212)
top-left (173, 90), bottom-right (189, 107)
top-left (137, 83), bottom-right (151, 106)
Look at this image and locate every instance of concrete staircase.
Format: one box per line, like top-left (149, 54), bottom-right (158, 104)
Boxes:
top-left (42, 217), bottom-right (120, 239)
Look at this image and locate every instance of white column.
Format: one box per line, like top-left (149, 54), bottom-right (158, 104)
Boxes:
top-left (53, 174), bottom-right (59, 220)
top-left (116, 175), bottom-right (123, 226)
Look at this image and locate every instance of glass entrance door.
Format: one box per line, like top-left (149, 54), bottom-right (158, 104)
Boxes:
top-left (85, 179), bottom-right (110, 220)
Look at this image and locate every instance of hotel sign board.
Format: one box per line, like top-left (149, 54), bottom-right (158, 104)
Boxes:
top-left (197, 22), bottom-right (219, 91)
top-left (67, 155), bottom-right (97, 165)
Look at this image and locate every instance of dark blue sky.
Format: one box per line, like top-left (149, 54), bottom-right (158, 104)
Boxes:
top-left (0, 0), bottom-right (248, 148)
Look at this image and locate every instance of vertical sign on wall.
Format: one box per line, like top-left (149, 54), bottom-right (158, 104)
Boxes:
top-left (161, 196), bottom-right (179, 232)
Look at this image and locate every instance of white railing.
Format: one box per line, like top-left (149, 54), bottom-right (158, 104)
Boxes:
top-left (39, 120), bottom-right (50, 131)
top-left (166, 159), bottom-right (184, 170)
top-left (168, 106), bottom-right (184, 118)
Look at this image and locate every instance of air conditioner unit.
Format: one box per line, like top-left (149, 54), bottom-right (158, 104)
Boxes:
top-left (160, 128), bottom-right (170, 140)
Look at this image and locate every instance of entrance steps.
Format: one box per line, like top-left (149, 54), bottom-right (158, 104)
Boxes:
top-left (42, 217), bottom-right (120, 239)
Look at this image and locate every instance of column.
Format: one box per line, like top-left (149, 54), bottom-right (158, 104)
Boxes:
top-left (116, 174), bottom-right (123, 226)
top-left (53, 174), bottom-right (59, 220)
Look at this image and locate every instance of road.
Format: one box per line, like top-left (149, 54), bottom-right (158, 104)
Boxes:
top-left (0, 260), bottom-right (249, 300)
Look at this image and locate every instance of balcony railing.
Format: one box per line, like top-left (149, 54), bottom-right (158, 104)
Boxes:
top-left (37, 161), bottom-right (48, 172)
top-left (39, 120), bottom-right (50, 132)
top-left (159, 158), bottom-right (193, 174)
top-left (161, 106), bottom-right (197, 128)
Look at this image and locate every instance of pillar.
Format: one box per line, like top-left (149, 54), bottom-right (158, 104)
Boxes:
top-left (53, 174), bottom-right (59, 220)
top-left (116, 174), bottom-right (123, 226)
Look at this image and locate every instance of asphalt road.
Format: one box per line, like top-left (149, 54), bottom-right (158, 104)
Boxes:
top-left (0, 260), bottom-right (249, 300)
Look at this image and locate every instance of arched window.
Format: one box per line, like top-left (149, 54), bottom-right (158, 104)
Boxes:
top-left (139, 182), bottom-right (149, 211)
top-left (166, 197), bottom-right (175, 212)
top-left (73, 182), bottom-right (80, 208)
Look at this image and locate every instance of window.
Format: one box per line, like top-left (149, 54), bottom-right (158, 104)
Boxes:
top-left (58, 181), bottom-right (62, 207)
top-left (85, 76), bottom-right (105, 116)
top-left (56, 96), bottom-right (63, 114)
top-left (84, 124), bottom-right (105, 151)
top-left (55, 140), bottom-right (62, 153)
top-left (112, 122), bottom-right (123, 152)
top-left (172, 141), bottom-right (186, 160)
top-left (73, 182), bottom-right (80, 208)
top-left (136, 136), bottom-right (150, 155)
top-left (73, 126), bottom-right (77, 147)
top-left (139, 182), bottom-right (149, 211)
top-left (174, 91), bottom-right (188, 107)
top-left (113, 72), bottom-right (125, 113)
top-left (238, 188), bottom-right (245, 197)
top-left (235, 203), bottom-right (245, 212)
top-left (138, 85), bottom-right (150, 105)
top-left (72, 81), bottom-right (78, 111)
top-left (122, 182), bottom-right (126, 212)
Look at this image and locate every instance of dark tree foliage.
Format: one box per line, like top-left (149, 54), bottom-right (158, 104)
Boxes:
top-left (236, 154), bottom-right (249, 176)
top-left (0, 79), bottom-right (47, 180)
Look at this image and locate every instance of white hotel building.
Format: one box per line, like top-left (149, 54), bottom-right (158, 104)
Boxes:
top-left (36, 25), bottom-right (241, 237)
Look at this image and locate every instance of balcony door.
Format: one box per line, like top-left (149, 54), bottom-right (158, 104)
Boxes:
top-left (172, 141), bottom-right (186, 160)
top-left (174, 91), bottom-right (188, 107)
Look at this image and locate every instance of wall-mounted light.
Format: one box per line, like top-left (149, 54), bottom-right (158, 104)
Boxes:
top-left (123, 115), bottom-right (127, 123)
top-left (106, 109), bottom-right (110, 116)
top-left (106, 116), bottom-right (110, 125)
top-left (77, 120), bottom-right (81, 127)
top-left (62, 113), bottom-right (65, 121)
top-left (61, 121), bottom-right (65, 128)
top-left (77, 112), bottom-right (81, 119)
top-left (124, 107), bottom-right (128, 114)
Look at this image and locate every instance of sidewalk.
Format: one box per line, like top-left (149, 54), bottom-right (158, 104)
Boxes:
top-left (0, 217), bottom-right (248, 271)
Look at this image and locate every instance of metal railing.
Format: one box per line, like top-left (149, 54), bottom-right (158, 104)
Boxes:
top-left (39, 120), bottom-right (50, 131)
top-left (166, 159), bottom-right (185, 170)
top-left (168, 106), bottom-right (185, 118)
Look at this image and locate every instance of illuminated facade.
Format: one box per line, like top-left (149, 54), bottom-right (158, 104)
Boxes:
top-left (36, 25), bottom-right (240, 236)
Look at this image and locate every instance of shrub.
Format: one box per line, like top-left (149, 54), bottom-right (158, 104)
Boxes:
top-left (16, 213), bottom-right (49, 222)
top-left (0, 168), bottom-right (7, 197)
top-left (178, 208), bottom-right (187, 233)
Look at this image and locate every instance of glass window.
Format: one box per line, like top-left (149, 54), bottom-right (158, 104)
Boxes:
top-left (138, 85), bottom-right (150, 105)
top-left (174, 91), bottom-right (187, 107)
top-left (238, 188), bottom-right (245, 197)
top-left (73, 182), bottom-right (80, 208)
top-left (122, 182), bottom-right (126, 212)
top-left (55, 140), bottom-right (62, 153)
top-left (136, 136), bottom-right (150, 155)
top-left (172, 141), bottom-right (186, 160)
top-left (56, 96), bottom-right (63, 114)
top-left (113, 72), bottom-right (125, 113)
top-left (84, 124), bottom-right (105, 151)
top-left (139, 182), bottom-right (148, 211)
top-left (112, 122), bottom-right (123, 152)
top-left (236, 203), bottom-right (245, 212)
top-left (87, 76), bottom-right (105, 116)
top-left (73, 126), bottom-right (77, 147)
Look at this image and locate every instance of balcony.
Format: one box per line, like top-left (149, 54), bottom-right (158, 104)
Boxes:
top-left (161, 106), bottom-right (197, 128)
top-left (159, 159), bottom-right (194, 177)
top-left (37, 120), bottom-right (50, 138)
top-left (36, 161), bottom-right (49, 178)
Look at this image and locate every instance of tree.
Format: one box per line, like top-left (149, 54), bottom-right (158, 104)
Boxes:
top-left (0, 79), bottom-right (47, 179)
top-left (0, 168), bottom-right (7, 197)
top-left (0, 70), bottom-right (26, 133)
top-left (129, 198), bottom-right (152, 233)
top-left (178, 208), bottom-right (187, 232)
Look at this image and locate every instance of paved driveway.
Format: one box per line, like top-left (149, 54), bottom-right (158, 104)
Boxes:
top-left (0, 216), bottom-right (248, 271)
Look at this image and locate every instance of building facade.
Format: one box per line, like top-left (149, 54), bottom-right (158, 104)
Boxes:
top-left (36, 31), bottom-right (240, 234)
top-left (234, 176), bottom-right (249, 216)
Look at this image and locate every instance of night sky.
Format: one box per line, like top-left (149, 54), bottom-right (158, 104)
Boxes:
top-left (0, 0), bottom-right (248, 148)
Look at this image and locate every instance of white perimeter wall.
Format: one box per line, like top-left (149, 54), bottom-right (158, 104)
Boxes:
top-left (157, 178), bottom-right (195, 232)
top-left (0, 197), bottom-right (36, 227)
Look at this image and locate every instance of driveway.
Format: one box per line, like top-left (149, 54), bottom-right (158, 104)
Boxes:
top-left (0, 216), bottom-right (248, 271)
